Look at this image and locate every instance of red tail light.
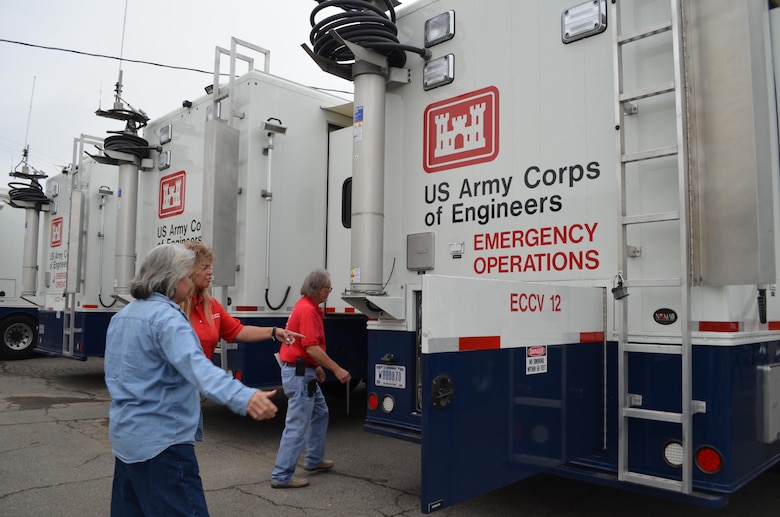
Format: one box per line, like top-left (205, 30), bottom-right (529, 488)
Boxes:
top-left (696, 446), bottom-right (723, 474)
top-left (368, 392), bottom-right (379, 411)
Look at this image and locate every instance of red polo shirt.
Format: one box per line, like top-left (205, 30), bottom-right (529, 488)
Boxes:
top-left (279, 295), bottom-right (324, 366)
top-left (190, 296), bottom-right (243, 360)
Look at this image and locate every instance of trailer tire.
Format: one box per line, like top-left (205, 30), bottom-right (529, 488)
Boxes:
top-left (0, 314), bottom-right (38, 360)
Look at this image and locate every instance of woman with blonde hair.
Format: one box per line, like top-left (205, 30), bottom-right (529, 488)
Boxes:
top-left (181, 241), bottom-right (301, 360)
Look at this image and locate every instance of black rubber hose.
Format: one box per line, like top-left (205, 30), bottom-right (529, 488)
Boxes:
top-left (104, 134), bottom-right (151, 159)
top-left (309, 0), bottom-right (428, 69)
top-left (265, 286), bottom-right (291, 312)
top-left (8, 179), bottom-right (49, 204)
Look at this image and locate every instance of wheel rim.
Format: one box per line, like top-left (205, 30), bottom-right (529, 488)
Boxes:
top-left (4, 322), bottom-right (33, 351)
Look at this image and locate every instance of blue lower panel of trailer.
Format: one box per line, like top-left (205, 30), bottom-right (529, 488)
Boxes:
top-left (570, 340), bottom-right (780, 496)
top-left (365, 330), bottom-right (422, 439)
top-left (419, 342), bottom-right (603, 512)
top-left (366, 333), bottom-right (780, 512)
top-left (36, 310), bottom-right (114, 359)
top-left (0, 307), bottom-right (38, 321)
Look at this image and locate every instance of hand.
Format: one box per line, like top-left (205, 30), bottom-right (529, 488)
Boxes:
top-left (277, 328), bottom-right (304, 345)
top-left (315, 366), bottom-right (326, 383)
top-left (246, 389), bottom-right (278, 420)
top-left (336, 367), bottom-right (351, 384)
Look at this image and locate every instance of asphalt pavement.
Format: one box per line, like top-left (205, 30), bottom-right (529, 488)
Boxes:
top-left (1, 355), bottom-right (779, 517)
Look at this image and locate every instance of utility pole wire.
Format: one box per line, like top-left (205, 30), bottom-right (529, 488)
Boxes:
top-left (0, 38), bottom-right (354, 96)
top-left (0, 38), bottom-right (215, 75)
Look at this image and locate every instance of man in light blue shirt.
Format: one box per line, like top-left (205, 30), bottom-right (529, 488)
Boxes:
top-left (105, 244), bottom-right (277, 516)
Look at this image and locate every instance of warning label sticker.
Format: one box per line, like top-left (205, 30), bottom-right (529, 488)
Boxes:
top-left (526, 345), bottom-right (547, 375)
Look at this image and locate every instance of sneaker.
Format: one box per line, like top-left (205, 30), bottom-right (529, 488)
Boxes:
top-left (271, 477), bottom-right (309, 489)
top-left (303, 460), bottom-right (334, 472)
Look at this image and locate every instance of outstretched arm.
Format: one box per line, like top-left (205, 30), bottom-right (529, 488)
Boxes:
top-left (235, 325), bottom-right (304, 344)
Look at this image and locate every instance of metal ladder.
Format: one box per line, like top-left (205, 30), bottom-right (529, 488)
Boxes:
top-left (62, 293), bottom-right (81, 357)
top-left (611, 0), bottom-right (704, 495)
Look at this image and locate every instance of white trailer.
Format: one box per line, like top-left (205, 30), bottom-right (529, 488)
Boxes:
top-left (36, 135), bottom-right (121, 358)
top-left (37, 39), bottom-right (368, 388)
top-left (303, 0), bottom-right (780, 512)
top-left (137, 40), bottom-right (363, 387)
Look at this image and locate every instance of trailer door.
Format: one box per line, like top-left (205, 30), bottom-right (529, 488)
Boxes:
top-left (420, 275), bottom-right (605, 512)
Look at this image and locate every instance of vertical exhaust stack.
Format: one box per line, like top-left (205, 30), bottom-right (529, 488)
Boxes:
top-left (21, 209), bottom-right (41, 297)
top-left (348, 53), bottom-right (388, 296)
top-left (302, 0), bottom-right (429, 319)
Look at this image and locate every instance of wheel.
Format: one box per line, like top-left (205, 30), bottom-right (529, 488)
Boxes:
top-left (0, 314), bottom-right (38, 360)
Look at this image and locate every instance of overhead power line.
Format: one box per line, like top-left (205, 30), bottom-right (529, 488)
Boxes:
top-left (0, 38), bottom-right (213, 75)
top-left (0, 38), bottom-right (354, 96)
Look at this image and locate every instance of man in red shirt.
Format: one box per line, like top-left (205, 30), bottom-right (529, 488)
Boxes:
top-left (271, 268), bottom-right (351, 488)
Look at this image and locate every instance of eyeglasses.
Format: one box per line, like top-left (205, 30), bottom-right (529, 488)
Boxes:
top-left (321, 285), bottom-right (333, 292)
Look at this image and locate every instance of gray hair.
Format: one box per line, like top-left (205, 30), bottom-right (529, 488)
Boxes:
top-left (129, 244), bottom-right (195, 300)
top-left (300, 268), bottom-right (330, 297)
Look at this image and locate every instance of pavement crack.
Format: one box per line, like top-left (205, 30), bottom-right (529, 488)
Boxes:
top-left (0, 474), bottom-right (114, 502)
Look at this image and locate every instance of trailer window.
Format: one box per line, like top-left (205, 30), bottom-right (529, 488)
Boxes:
top-left (342, 178), bottom-right (352, 229)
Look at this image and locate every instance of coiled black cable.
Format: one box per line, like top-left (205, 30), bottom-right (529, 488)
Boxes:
top-left (104, 134), bottom-right (152, 159)
top-left (310, 0), bottom-right (428, 69)
top-left (8, 170), bottom-right (49, 206)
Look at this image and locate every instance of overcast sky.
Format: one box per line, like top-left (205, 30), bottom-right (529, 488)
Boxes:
top-left (0, 0), bottom-right (355, 177)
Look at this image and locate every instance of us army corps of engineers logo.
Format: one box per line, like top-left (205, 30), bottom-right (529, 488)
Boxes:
top-left (50, 217), bottom-right (63, 247)
top-left (159, 170), bottom-right (186, 218)
top-left (423, 86), bottom-right (499, 173)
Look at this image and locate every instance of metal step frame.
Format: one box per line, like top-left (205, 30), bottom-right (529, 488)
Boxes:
top-left (612, 0), bottom-right (704, 495)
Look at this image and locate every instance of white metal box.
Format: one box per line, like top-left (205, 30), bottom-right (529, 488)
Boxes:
top-left (758, 363), bottom-right (780, 444)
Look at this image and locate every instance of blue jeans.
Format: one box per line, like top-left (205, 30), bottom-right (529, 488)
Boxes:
top-left (111, 443), bottom-right (209, 517)
top-left (271, 364), bottom-right (330, 483)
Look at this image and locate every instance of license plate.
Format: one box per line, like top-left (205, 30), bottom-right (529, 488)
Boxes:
top-left (375, 364), bottom-right (406, 389)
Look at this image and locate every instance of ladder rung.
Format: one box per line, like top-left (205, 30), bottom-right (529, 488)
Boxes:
top-left (621, 145), bottom-right (677, 163)
top-left (622, 471), bottom-right (683, 493)
top-left (626, 278), bottom-right (681, 288)
top-left (623, 407), bottom-right (683, 423)
top-left (620, 81), bottom-right (675, 103)
top-left (624, 342), bottom-right (682, 355)
top-left (618, 21), bottom-right (673, 45)
top-left (622, 211), bottom-right (679, 225)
